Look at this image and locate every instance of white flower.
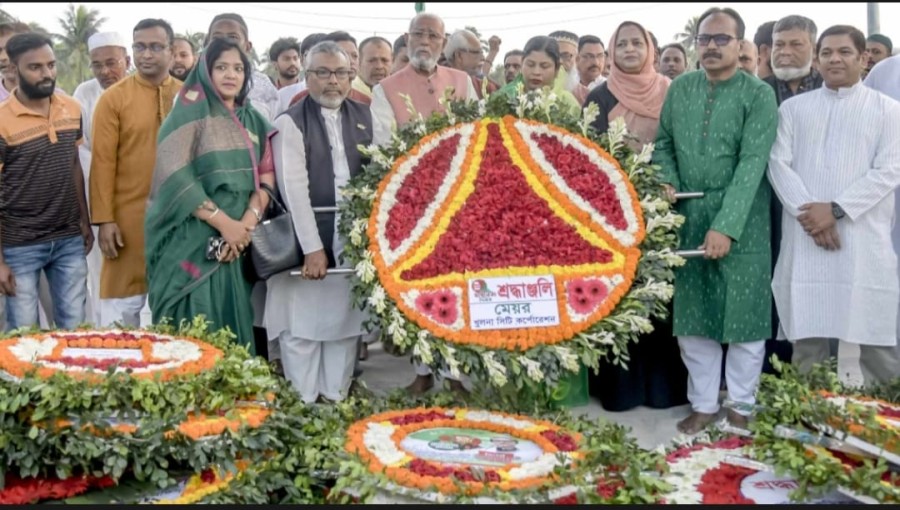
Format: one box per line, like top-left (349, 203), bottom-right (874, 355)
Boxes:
top-left (363, 423), bottom-right (407, 466)
top-left (349, 219), bottom-right (368, 247)
top-left (646, 211), bottom-right (683, 233)
top-left (606, 312), bottom-right (653, 334)
top-left (631, 142), bottom-right (655, 165)
top-left (640, 195), bottom-right (671, 214)
top-left (481, 351), bottom-right (508, 386)
top-left (519, 356), bottom-right (545, 382)
top-left (387, 308), bottom-right (409, 347)
top-left (579, 102), bottom-right (600, 137)
top-left (442, 344), bottom-right (462, 379)
top-left (552, 346), bottom-right (580, 372)
top-left (356, 252), bottom-right (376, 283)
top-left (367, 284), bottom-right (387, 314)
top-left (413, 331), bottom-right (434, 364)
top-left (607, 117), bottom-right (628, 156)
top-left (630, 278), bottom-right (674, 302)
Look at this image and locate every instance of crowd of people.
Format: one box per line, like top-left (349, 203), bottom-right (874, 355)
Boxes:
top-left (0, 5), bottom-right (898, 435)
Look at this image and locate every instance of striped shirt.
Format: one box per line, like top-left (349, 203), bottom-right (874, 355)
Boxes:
top-left (0, 91), bottom-right (83, 246)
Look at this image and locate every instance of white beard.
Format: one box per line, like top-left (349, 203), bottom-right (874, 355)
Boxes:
top-left (410, 53), bottom-right (438, 72)
top-left (312, 93), bottom-right (344, 109)
top-left (772, 61), bottom-right (812, 82)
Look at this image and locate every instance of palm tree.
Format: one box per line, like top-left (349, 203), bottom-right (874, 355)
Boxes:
top-left (674, 15), bottom-right (700, 68)
top-left (55, 4), bottom-right (107, 90)
top-left (178, 30), bottom-right (206, 52)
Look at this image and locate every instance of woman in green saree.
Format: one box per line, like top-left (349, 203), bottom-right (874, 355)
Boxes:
top-left (145, 37), bottom-right (275, 354)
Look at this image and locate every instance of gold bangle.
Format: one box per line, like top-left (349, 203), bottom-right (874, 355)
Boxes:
top-left (208, 207), bottom-right (220, 220)
top-left (250, 206), bottom-right (262, 222)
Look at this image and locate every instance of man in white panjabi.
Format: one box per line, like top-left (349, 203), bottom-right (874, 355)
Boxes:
top-left (267, 41), bottom-right (372, 403)
top-left (768, 24), bottom-right (900, 385)
top-left (72, 32), bottom-right (131, 326)
top-left (369, 12), bottom-right (476, 393)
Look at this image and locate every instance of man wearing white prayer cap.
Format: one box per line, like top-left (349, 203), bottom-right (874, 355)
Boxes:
top-left (73, 31), bottom-right (131, 326)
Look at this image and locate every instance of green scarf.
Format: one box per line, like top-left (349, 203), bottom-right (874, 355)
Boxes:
top-left (145, 53), bottom-right (274, 348)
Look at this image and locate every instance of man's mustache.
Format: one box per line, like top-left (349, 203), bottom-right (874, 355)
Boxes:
top-left (703, 51), bottom-right (722, 59)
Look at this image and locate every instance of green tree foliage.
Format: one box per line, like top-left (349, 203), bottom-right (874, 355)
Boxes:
top-left (54, 3), bottom-right (107, 93)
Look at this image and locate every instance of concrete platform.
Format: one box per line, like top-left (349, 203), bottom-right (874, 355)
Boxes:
top-left (357, 341), bottom-right (864, 449)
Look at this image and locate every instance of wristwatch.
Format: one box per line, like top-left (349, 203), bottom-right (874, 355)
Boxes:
top-left (831, 201), bottom-right (846, 220)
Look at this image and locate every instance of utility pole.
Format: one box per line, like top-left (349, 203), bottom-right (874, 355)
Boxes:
top-left (867, 2), bottom-right (880, 36)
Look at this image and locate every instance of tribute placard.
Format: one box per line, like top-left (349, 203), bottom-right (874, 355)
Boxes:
top-left (468, 275), bottom-right (560, 330)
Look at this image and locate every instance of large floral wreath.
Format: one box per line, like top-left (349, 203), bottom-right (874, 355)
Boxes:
top-left (339, 88), bottom-right (683, 391)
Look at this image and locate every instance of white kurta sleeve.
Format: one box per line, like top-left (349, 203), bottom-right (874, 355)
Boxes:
top-left (835, 100), bottom-right (900, 221)
top-left (465, 76), bottom-right (479, 100)
top-left (370, 84), bottom-right (395, 147)
top-left (272, 115), bottom-right (325, 255)
top-left (767, 104), bottom-right (816, 217)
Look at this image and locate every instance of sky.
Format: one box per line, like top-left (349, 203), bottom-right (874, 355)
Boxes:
top-left (2, 2), bottom-right (897, 64)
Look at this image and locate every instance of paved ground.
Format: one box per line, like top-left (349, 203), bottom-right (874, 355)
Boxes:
top-left (358, 342), bottom-right (865, 449)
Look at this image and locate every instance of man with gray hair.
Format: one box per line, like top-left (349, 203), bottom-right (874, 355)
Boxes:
top-left (371, 12), bottom-right (477, 146)
top-left (764, 15), bottom-right (822, 105)
top-left (267, 41), bottom-right (372, 404)
top-left (444, 29), bottom-right (495, 99)
top-left (73, 31), bottom-right (131, 325)
top-left (761, 14), bottom-right (823, 375)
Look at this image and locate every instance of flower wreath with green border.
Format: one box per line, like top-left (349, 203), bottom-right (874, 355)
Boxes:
top-left (338, 85), bottom-right (684, 393)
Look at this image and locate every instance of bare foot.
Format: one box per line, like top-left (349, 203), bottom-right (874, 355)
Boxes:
top-left (726, 409), bottom-right (749, 429)
top-left (405, 374), bottom-right (434, 395)
top-left (676, 411), bottom-right (719, 435)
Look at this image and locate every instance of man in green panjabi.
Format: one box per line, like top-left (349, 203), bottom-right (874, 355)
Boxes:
top-left (654, 6), bottom-right (778, 435)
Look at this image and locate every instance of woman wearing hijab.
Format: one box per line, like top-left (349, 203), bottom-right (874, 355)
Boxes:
top-left (145, 37), bottom-right (276, 353)
top-left (496, 36), bottom-right (581, 116)
top-left (585, 21), bottom-right (687, 412)
top-left (585, 21), bottom-right (671, 149)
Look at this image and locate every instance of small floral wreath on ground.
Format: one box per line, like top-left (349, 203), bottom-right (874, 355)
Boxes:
top-left (339, 87), bottom-right (683, 390)
top-left (0, 329), bottom-right (223, 382)
top-left (343, 407), bottom-right (583, 500)
top-left (662, 436), bottom-right (852, 505)
top-left (0, 472), bottom-right (115, 504)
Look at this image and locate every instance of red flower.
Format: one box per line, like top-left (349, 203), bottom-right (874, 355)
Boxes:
top-left (385, 134), bottom-right (461, 249)
top-left (531, 133), bottom-right (628, 231)
top-left (540, 430), bottom-right (579, 452)
top-left (554, 493), bottom-right (578, 504)
top-left (697, 463), bottom-right (756, 504)
top-left (401, 124), bottom-right (612, 281)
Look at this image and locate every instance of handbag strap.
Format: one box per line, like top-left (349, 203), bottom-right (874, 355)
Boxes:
top-left (259, 182), bottom-right (287, 216)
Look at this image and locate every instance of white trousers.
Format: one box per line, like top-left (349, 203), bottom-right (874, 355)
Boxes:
top-left (793, 337), bottom-right (900, 386)
top-left (280, 333), bottom-right (357, 404)
top-left (678, 336), bottom-right (766, 415)
top-left (100, 294), bottom-right (147, 328)
top-left (84, 226), bottom-right (101, 325)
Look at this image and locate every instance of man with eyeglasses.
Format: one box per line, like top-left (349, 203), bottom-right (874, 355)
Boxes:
top-left (654, 7), bottom-right (777, 435)
top-left (549, 30), bottom-right (579, 92)
top-left (371, 13), bottom-right (476, 395)
top-left (72, 31), bottom-right (131, 326)
top-left (268, 41), bottom-right (373, 404)
top-left (371, 12), bottom-right (477, 147)
top-left (89, 19), bottom-right (181, 329)
top-left (206, 13), bottom-right (279, 122)
top-left (570, 35), bottom-right (606, 105)
top-left (444, 29), bottom-right (496, 99)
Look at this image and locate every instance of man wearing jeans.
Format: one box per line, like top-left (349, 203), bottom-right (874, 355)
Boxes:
top-left (0, 33), bottom-right (93, 329)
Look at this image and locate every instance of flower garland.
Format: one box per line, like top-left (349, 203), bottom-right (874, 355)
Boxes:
top-left (0, 473), bottom-right (115, 505)
top-left (0, 329), bottom-right (222, 382)
top-left (148, 460), bottom-right (250, 505)
top-left (344, 407), bottom-right (584, 497)
top-left (339, 88), bottom-right (683, 390)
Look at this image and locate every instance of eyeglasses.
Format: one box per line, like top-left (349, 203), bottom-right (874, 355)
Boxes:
top-left (409, 30), bottom-right (443, 42)
top-left (695, 34), bottom-right (736, 47)
top-left (90, 59), bottom-right (125, 73)
top-left (132, 43), bottom-right (168, 54)
top-left (307, 68), bottom-right (353, 80)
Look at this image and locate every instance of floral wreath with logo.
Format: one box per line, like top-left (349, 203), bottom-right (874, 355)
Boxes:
top-left (338, 86), bottom-right (684, 388)
top-left (338, 86), bottom-right (684, 392)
